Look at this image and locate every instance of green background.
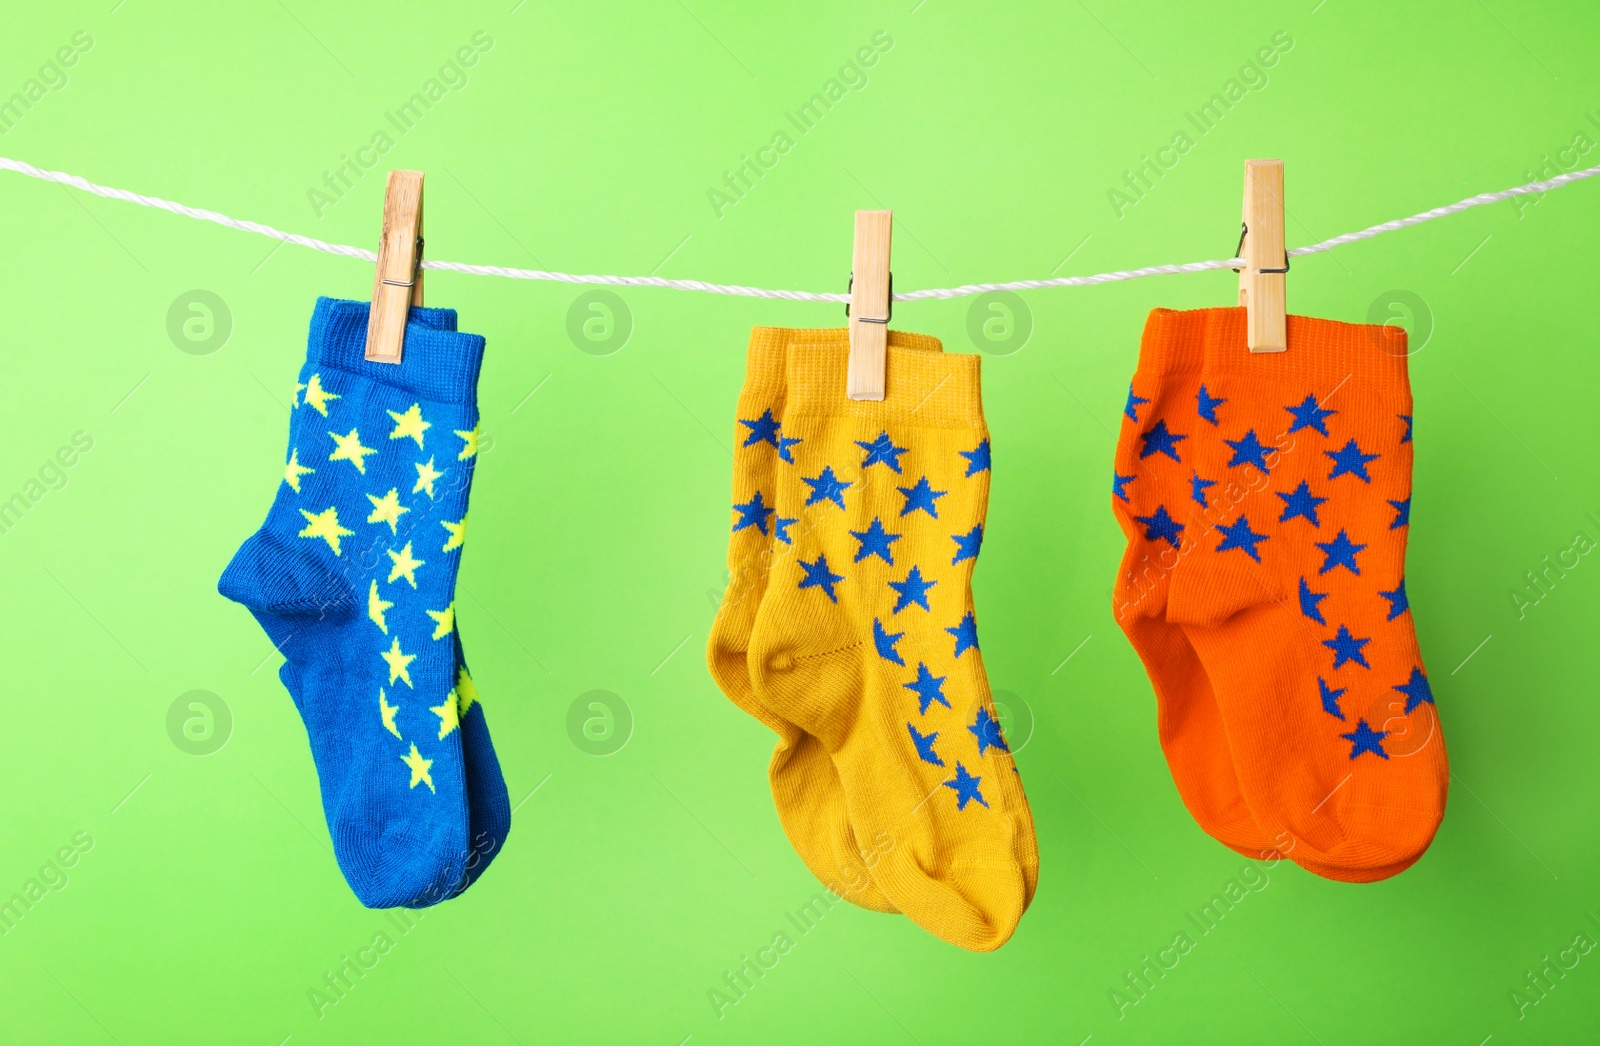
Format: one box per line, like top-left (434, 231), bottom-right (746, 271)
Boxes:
top-left (2, 1), bottom-right (1597, 1042)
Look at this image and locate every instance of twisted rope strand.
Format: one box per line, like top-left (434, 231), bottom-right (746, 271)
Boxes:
top-left (4, 154), bottom-right (1596, 302)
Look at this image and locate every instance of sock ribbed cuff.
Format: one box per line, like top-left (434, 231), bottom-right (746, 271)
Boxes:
top-left (783, 335), bottom-right (982, 429)
top-left (743, 326), bottom-right (945, 398)
top-left (1138, 307), bottom-right (1410, 397)
top-left (310, 296), bottom-right (486, 405)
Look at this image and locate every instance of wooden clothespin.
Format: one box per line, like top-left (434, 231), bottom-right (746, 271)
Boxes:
top-left (846, 209), bottom-right (893, 400)
top-left (365, 170), bottom-right (425, 364)
top-left (1238, 159), bottom-right (1287, 353)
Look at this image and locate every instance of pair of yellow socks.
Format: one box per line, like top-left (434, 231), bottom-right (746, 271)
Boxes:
top-left (707, 327), bottom-right (1038, 952)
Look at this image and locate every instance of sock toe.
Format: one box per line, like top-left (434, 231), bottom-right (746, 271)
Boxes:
top-left (874, 849), bottom-right (1028, 953)
top-left (332, 811), bottom-right (468, 909)
top-left (1182, 607), bottom-right (1448, 880)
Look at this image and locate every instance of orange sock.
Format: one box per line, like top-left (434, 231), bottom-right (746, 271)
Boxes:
top-left (1113, 308), bottom-right (1447, 882)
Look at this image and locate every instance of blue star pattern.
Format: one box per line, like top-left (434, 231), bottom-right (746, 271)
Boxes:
top-left (797, 555), bottom-right (844, 602)
top-left (1298, 577), bottom-right (1329, 625)
top-left (873, 618), bottom-right (906, 666)
top-left (1215, 515), bottom-right (1269, 562)
top-left (1318, 677), bottom-right (1347, 720)
top-left (1140, 419), bottom-right (1187, 462)
top-left (850, 517), bottom-right (901, 564)
top-left (1379, 578), bottom-right (1409, 621)
top-left (1316, 530), bottom-right (1367, 576)
top-left (1324, 624), bottom-right (1372, 670)
top-left (888, 565), bottom-right (937, 613)
top-left (1326, 438), bottom-right (1380, 483)
top-left (864, 422), bottom-right (998, 815)
top-left (947, 612), bottom-right (980, 658)
top-left (897, 476), bottom-right (948, 519)
top-left (968, 707), bottom-right (1009, 756)
top-left (1125, 384), bottom-right (1150, 422)
top-left (951, 525), bottom-right (983, 565)
top-left (1388, 496), bottom-right (1411, 530)
top-left (732, 491), bottom-right (774, 535)
top-left (803, 466), bottom-right (852, 509)
top-left (908, 723), bottom-right (944, 766)
top-left (1394, 667), bottom-right (1434, 713)
top-left (1224, 429), bottom-right (1272, 473)
top-left (739, 408), bottom-right (781, 448)
top-left (959, 439), bottom-right (992, 477)
top-left (1276, 480), bottom-right (1327, 527)
top-left (1340, 718), bottom-right (1390, 760)
top-left (943, 762), bottom-right (989, 810)
top-left (1133, 505), bottom-right (1184, 549)
top-left (1285, 394), bottom-right (1337, 436)
top-left (1108, 360), bottom-right (1432, 780)
top-left (723, 350), bottom-right (1021, 828)
top-left (856, 431), bottom-right (908, 473)
top-left (904, 663), bottom-right (950, 714)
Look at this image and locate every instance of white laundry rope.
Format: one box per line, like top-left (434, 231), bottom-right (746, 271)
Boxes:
top-left (3, 154), bottom-right (1597, 303)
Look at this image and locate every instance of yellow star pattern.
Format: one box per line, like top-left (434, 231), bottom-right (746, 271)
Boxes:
top-left (284, 448), bottom-right (314, 493)
top-left (431, 692), bottom-right (460, 740)
top-left (367, 579), bottom-right (393, 633)
top-left (304, 373), bottom-right (340, 416)
top-left (328, 428), bottom-right (377, 474)
top-left (456, 666), bottom-right (479, 716)
top-left (386, 542), bottom-right (425, 588)
top-left (413, 457), bottom-right (444, 499)
top-left (441, 515), bottom-right (467, 552)
top-left (293, 381), bottom-right (306, 408)
top-left (455, 426), bottom-right (479, 460)
top-left (379, 689), bottom-right (402, 738)
top-left (402, 743), bottom-right (435, 792)
top-left (366, 488), bottom-right (409, 534)
top-left (426, 605), bottom-right (454, 640)
top-left (380, 636), bottom-right (416, 687)
top-left (297, 506), bottom-right (353, 555)
top-left (387, 402), bottom-right (431, 448)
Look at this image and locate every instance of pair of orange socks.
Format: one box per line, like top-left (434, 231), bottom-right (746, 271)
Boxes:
top-left (708, 327), bottom-right (1038, 951)
top-left (1112, 307), bottom-right (1449, 882)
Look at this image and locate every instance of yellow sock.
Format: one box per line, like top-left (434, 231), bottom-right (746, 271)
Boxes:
top-left (747, 339), bottom-right (1038, 951)
top-left (708, 327), bottom-right (940, 911)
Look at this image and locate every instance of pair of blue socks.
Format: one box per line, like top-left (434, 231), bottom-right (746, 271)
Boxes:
top-left (220, 298), bottom-right (510, 908)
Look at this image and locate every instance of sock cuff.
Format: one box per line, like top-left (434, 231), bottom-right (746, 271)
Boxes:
top-left (783, 335), bottom-right (982, 429)
top-left (408, 303), bottom-right (460, 332)
top-left (309, 297), bottom-right (486, 405)
top-left (1138, 307), bottom-right (1410, 393)
top-left (743, 326), bottom-right (944, 395)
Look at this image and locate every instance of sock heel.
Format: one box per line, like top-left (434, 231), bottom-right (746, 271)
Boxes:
top-left (219, 525), bottom-right (357, 618)
top-left (753, 643), bottom-right (866, 753)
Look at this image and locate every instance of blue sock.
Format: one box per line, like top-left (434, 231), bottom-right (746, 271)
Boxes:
top-left (291, 303), bottom-right (511, 897)
top-left (220, 297), bottom-right (506, 908)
